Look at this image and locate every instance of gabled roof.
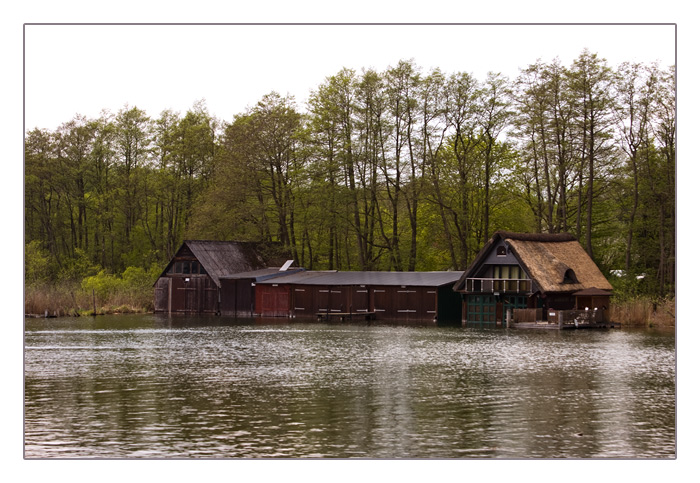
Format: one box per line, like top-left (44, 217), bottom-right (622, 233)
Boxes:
top-left (160, 241), bottom-right (289, 287)
top-left (454, 231), bottom-right (612, 294)
top-left (257, 270), bottom-right (462, 287)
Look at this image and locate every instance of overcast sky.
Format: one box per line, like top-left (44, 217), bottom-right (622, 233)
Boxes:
top-left (24, 23), bottom-right (675, 130)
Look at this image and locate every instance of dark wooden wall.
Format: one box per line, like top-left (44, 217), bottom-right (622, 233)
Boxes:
top-left (255, 283), bottom-right (459, 323)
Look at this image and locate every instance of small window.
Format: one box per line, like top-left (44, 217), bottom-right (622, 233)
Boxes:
top-left (563, 268), bottom-right (578, 284)
top-left (182, 262), bottom-right (191, 274)
top-left (174, 262), bottom-right (183, 274)
top-left (497, 246), bottom-right (507, 257)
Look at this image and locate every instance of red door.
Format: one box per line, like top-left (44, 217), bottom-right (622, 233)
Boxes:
top-left (259, 285), bottom-right (290, 317)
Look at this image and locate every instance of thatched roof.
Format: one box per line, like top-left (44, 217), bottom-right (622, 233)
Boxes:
top-left (160, 241), bottom-right (290, 287)
top-left (455, 231), bottom-right (612, 294)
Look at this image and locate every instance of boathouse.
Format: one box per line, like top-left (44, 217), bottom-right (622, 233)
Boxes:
top-left (153, 241), bottom-right (289, 315)
top-left (453, 232), bottom-right (613, 328)
top-left (255, 271), bottom-right (463, 324)
top-left (219, 266), bottom-right (303, 316)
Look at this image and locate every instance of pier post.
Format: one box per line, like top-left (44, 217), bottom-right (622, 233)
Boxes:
top-left (558, 311), bottom-right (564, 330)
top-left (506, 309), bottom-right (512, 328)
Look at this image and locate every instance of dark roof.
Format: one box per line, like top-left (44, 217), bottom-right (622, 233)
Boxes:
top-left (220, 267), bottom-right (305, 282)
top-left (455, 231), bottom-right (612, 294)
top-left (159, 241), bottom-right (290, 287)
top-left (257, 270), bottom-right (462, 287)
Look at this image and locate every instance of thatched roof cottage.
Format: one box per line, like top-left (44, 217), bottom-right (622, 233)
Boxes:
top-left (453, 231), bottom-right (613, 327)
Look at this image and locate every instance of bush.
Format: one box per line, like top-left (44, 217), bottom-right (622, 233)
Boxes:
top-left (26, 263), bottom-right (160, 316)
top-left (58, 248), bottom-right (100, 283)
top-left (81, 270), bottom-right (122, 305)
top-left (25, 241), bottom-right (53, 286)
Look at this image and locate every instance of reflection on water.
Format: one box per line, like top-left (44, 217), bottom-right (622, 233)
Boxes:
top-left (24, 314), bottom-right (675, 458)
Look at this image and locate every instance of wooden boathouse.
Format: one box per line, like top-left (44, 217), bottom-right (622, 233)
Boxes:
top-left (153, 241), bottom-right (289, 315)
top-left (255, 270), bottom-right (463, 324)
top-left (453, 232), bottom-right (614, 328)
top-left (219, 266), bottom-right (303, 316)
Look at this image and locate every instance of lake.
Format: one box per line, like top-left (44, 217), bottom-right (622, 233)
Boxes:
top-left (24, 314), bottom-right (676, 458)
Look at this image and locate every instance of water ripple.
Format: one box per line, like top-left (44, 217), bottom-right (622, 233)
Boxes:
top-left (24, 315), bottom-right (676, 458)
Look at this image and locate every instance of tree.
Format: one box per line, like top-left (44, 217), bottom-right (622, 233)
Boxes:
top-left (646, 64), bottom-right (676, 296)
top-left (24, 52), bottom-right (675, 300)
top-left (477, 72), bottom-right (513, 244)
top-left (354, 68), bottom-right (390, 270)
top-left (113, 105), bottom-right (153, 265)
top-left (568, 51), bottom-right (616, 258)
top-left (307, 69), bottom-right (359, 269)
top-left (512, 59), bottom-right (576, 235)
top-left (613, 62), bottom-right (656, 272)
top-left (191, 93), bottom-right (303, 260)
top-left (442, 70), bottom-right (481, 266)
top-left (384, 60), bottom-right (422, 270)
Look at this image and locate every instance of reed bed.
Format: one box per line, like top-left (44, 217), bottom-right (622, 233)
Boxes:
top-left (24, 283), bottom-right (153, 317)
top-left (610, 297), bottom-right (675, 328)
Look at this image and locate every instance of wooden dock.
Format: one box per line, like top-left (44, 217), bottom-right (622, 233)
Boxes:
top-left (316, 312), bottom-right (376, 322)
top-left (508, 308), bottom-right (620, 330)
top-left (511, 321), bottom-right (621, 330)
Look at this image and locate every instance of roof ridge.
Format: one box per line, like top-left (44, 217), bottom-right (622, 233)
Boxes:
top-left (495, 231), bottom-right (577, 242)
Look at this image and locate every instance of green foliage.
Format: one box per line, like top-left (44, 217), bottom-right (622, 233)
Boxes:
top-left (24, 54), bottom-right (675, 301)
top-left (80, 264), bottom-right (159, 306)
top-left (81, 270), bottom-right (122, 304)
top-left (59, 248), bottom-right (100, 283)
top-left (25, 241), bottom-right (53, 286)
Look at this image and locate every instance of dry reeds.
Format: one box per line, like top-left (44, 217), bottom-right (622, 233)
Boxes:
top-left (24, 283), bottom-right (153, 317)
top-left (610, 297), bottom-right (675, 328)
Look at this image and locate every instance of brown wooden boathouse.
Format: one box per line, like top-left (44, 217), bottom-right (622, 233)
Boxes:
top-left (255, 271), bottom-right (463, 324)
top-left (153, 241), bottom-right (289, 315)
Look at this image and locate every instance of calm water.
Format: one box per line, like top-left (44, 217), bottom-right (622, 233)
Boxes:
top-left (24, 314), bottom-right (676, 459)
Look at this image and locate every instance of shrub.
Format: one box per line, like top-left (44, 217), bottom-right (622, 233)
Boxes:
top-left (25, 241), bottom-right (53, 286)
top-left (81, 270), bottom-right (123, 305)
top-left (58, 248), bottom-right (100, 283)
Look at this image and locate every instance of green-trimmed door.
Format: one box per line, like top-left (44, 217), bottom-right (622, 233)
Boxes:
top-left (465, 294), bottom-right (497, 327)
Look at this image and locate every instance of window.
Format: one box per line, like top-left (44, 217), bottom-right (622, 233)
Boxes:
top-left (167, 260), bottom-right (206, 275)
top-left (563, 268), bottom-right (578, 284)
top-left (492, 265), bottom-right (528, 292)
top-left (497, 246), bottom-right (507, 257)
top-left (494, 265), bottom-right (523, 279)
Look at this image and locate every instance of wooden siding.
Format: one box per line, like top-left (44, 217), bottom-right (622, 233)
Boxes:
top-left (219, 279), bottom-right (256, 316)
top-left (169, 275), bottom-right (218, 314)
top-left (255, 282), bottom-right (460, 324)
top-left (154, 278), bottom-right (171, 313)
top-left (257, 284), bottom-right (290, 317)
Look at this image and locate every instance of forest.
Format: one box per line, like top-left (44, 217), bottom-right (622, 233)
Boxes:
top-left (24, 50), bottom-right (676, 314)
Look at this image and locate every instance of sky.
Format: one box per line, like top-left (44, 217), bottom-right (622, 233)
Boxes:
top-left (24, 23), bottom-right (676, 130)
